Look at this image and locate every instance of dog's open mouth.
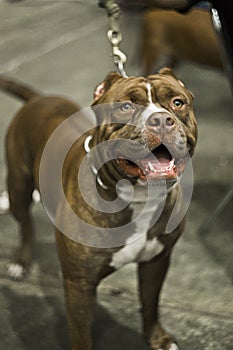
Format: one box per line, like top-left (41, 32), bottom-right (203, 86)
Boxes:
top-left (117, 144), bottom-right (186, 182)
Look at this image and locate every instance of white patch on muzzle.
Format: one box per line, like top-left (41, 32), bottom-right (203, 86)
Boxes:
top-left (142, 82), bottom-right (170, 124)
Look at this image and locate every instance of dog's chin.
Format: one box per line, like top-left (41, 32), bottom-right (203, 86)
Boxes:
top-left (117, 144), bottom-right (186, 187)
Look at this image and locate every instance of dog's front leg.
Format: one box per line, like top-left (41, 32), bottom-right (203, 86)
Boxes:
top-left (56, 231), bottom-right (98, 350)
top-left (138, 254), bottom-right (178, 350)
top-left (63, 276), bottom-right (97, 350)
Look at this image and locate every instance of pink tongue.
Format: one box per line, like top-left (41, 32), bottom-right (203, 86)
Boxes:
top-left (140, 158), bottom-right (172, 171)
top-left (150, 159), bottom-right (171, 170)
top-left (157, 157), bottom-right (171, 164)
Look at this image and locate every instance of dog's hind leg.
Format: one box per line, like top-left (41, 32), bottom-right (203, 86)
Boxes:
top-left (6, 152), bottom-right (35, 280)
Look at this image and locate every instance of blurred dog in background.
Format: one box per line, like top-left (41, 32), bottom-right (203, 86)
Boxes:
top-left (141, 8), bottom-right (223, 75)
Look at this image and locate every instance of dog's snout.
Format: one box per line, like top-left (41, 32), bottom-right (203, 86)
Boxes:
top-left (146, 112), bottom-right (175, 131)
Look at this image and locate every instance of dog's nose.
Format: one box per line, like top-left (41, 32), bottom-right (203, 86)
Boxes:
top-left (146, 112), bottom-right (175, 131)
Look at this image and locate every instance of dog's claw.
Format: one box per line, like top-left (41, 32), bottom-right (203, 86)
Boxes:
top-left (7, 263), bottom-right (25, 280)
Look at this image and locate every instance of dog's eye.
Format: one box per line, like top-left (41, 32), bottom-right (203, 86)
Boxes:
top-left (172, 98), bottom-right (184, 108)
top-left (120, 102), bottom-right (133, 111)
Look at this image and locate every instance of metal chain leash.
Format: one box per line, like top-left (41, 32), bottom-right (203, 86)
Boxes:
top-left (99, 0), bottom-right (128, 78)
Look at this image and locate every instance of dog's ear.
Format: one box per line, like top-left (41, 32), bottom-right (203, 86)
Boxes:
top-left (158, 67), bottom-right (186, 88)
top-left (92, 72), bottom-right (123, 104)
top-left (158, 67), bottom-right (177, 78)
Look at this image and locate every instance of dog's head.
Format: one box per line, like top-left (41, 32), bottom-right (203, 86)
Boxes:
top-left (91, 68), bottom-right (197, 187)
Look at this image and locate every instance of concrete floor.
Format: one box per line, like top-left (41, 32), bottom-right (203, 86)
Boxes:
top-left (0, 1), bottom-right (232, 349)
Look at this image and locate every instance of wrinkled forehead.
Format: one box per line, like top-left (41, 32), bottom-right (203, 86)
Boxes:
top-left (108, 75), bottom-right (191, 105)
top-left (148, 75), bottom-right (190, 100)
top-left (105, 77), bottom-right (147, 104)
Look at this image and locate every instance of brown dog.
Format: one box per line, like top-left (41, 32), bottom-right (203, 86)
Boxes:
top-left (141, 8), bottom-right (223, 74)
top-left (0, 69), bottom-right (197, 350)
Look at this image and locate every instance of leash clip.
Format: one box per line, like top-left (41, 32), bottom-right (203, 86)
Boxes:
top-left (100, 0), bottom-right (128, 78)
top-left (107, 29), bottom-right (128, 78)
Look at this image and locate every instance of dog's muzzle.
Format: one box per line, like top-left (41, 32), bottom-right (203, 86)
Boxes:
top-left (116, 106), bottom-right (187, 183)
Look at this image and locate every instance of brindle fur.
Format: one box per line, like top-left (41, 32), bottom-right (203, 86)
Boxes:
top-left (0, 69), bottom-right (197, 350)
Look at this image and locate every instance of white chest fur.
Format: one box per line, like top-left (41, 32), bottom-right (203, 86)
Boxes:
top-left (110, 183), bottom-right (165, 270)
top-left (110, 235), bottom-right (164, 270)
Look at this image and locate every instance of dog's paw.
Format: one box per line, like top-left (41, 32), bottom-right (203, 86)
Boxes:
top-left (7, 263), bottom-right (26, 280)
top-left (155, 343), bottom-right (179, 350)
top-left (159, 343), bottom-right (179, 350)
top-left (148, 324), bottom-right (179, 350)
top-left (0, 190), bottom-right (9, 214)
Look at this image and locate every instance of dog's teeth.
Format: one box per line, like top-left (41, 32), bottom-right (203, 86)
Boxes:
top-left (166, 159), bottom-right (175, 171)
top-left (148, 162), bottom-right (155, 171)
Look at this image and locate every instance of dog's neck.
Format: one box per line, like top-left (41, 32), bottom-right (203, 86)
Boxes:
top-left (84, 135), bottom-right (108, 190)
